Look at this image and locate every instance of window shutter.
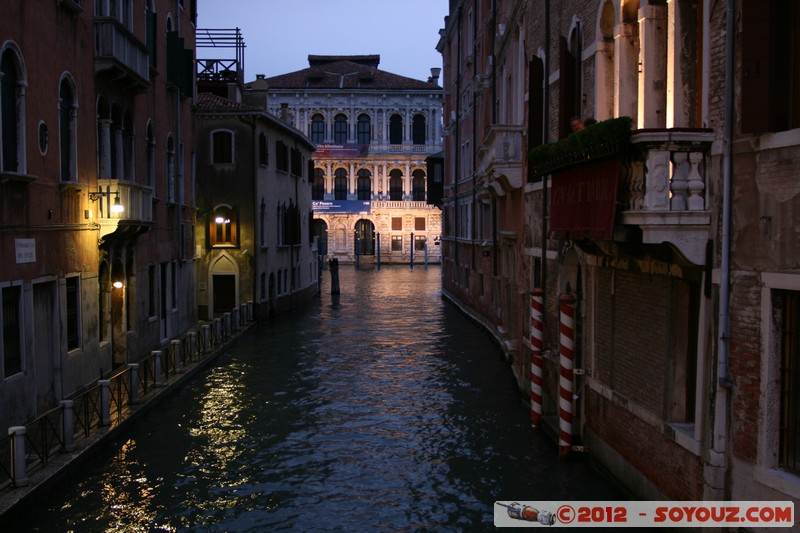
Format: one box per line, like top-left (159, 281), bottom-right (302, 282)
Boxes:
top-left (740, 0), bottom-right (772, 133)
top-left (527, 57), bottom-right (544, 182)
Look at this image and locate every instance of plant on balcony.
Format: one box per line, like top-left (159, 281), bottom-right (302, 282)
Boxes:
top-left (528, 116), bottom-right (633, 176)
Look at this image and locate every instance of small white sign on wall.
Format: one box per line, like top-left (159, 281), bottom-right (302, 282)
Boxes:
top-left (15, 238), bottom-right (36, 264)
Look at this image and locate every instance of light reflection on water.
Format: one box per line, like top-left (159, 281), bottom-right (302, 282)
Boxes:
top-left (10, 266), bottom-right (623, 531)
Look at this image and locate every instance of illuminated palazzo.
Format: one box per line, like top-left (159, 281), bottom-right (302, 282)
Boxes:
top-left (256, 56), bottom-right (444, 265)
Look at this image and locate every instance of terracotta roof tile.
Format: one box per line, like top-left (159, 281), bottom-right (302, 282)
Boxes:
top-left (195, 92), bottom-right (261, 112)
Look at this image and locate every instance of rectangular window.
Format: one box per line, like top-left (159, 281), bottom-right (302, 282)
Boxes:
top-left (259, 133), bottom-right (268, 166)
top-left (148, 265), bottom-right (156, 317)
top-left (291, 148), bottom-right (302, 177)
top-left (2, 285), bottom-right (22, 377)
top-left (66, 277), bottom-right (80, 350)
top-left (415, 217), bottom-right (426, 231)
top-left (392, 217), bottom-right (402, 231)
top-left (276, 140), bottom-right (289, 171)
top-left (779, 290), bottom-right (800, 474)
top-left (391, 235), bottom-right (403, 251)
top-left (212, 130), bottom-right (233, 164)
top-left (741, 0), bottom-right (800, 133)
top-left (171, 262), bottom-right (178, 310)
top-left (210, 209), bottom-right (237, 246)
top-left (414, 235), bottom-right (427, 251)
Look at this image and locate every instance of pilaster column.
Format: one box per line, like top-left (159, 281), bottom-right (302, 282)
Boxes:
top-left (614, 23), bottom-right (639, 123)
top-left (638, 4), bottom-right (668, 128)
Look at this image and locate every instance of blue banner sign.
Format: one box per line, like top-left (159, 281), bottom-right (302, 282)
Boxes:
top-left (312, 200), bottom-right (371, 214)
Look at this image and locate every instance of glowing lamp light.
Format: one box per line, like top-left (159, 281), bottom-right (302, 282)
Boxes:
top-left (112, 280), bottom-right (124, 289)
top-left (110, 194), bottom-right (124, 214)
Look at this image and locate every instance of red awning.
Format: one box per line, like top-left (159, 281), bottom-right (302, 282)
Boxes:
top-left (548, 157), bottom-right (621, 241)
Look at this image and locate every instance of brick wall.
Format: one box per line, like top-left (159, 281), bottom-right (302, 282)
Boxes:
top-left (728, 274), bottom-right (761, 463)
top-left (587, 388), bottom-right (705, 499)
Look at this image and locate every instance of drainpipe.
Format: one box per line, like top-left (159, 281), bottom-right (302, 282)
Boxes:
top-left (709, 0), bottom-right (734, 500)
top-left (718, 1), bottom-right (734, 389)
top-left (540, 0), bottom-right (550, 299)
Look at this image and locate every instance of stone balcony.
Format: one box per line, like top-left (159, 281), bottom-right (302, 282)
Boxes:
top-left (477, 124), bottom-right (524, 196)
top-left (94, 17), bottom-right (149, 89)
top-left (529, 118), bottom-right (715, 265)
top-left (94, 179), bottom-right (153, 242)
top-left (620, 128), bottom-right (715, 264)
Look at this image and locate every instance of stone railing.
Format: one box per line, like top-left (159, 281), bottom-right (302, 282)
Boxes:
top-left (94, 17), bottom-right (149, 87)
top-left (96, 179), bottom-right (154, 223)
top-left (620, 128), bottom-right (715, 264)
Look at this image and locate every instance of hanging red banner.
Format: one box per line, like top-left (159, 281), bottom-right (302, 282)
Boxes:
top-left (548, 156), bottom-right (621, 241)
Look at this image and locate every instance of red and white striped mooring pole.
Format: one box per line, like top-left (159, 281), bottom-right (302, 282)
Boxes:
top-left (558, 291), bottom-right (576, 458)
top-left (530, 289), bottom-right (544, 428)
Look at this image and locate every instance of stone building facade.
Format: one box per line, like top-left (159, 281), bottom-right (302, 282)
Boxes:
top-left (0, 0), bottom-right (197, 433)
top-left (255, 56), bottom-right (444, 266)
top-left (195, 49), bottom-right (319, 320)
top-left (440, 0), bottom-right (800, 508)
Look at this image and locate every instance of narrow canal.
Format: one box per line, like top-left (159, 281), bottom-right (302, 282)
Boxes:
top-left (12, 266), bottom-right (623, 531)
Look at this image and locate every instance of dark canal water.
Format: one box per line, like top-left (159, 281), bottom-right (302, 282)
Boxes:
top-left (11, 266), bottom-right (623, 531)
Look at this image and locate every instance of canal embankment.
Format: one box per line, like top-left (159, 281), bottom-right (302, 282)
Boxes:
top-left (0, 310), bottom-right (257, 527)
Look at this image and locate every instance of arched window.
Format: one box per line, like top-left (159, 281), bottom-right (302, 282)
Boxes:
top-left (357, 113), bottom-right (371, 144)
top-left (559, 22), bottom-right (583, 138)
top-left (357, 169), bottom-right (371, 200)
top-left (1, 48), bottom-right (24, 173)
top-left (311, 113), bottom-right (325, 143)
top-left (354, 219), bottom-right (375, 256)
top-left (334, 168), bottom-right (348, 200)
top-left (389, 169), bottom-right (403, 201)
top-left (389, 114), bottom-right (403, 145)
top-left (412, 169), bottom-right (426, 201)
top-left (412, 114), bottom-right (426, 145)
top-left (333, 113), bottom-right (348, 144)
top-left (59, 77), bottom-right (77, 181)
top-left (312, 168), bottom-right (325, 200)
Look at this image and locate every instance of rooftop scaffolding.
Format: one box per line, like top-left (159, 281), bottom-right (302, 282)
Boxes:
top-left (196, 27), bottom-right (245, 86)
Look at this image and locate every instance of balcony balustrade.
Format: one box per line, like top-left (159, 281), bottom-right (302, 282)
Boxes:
top-left (620, 129), bottom-right (715, 264)
top-left (371, 200), bottom-right (432, 209)
top-left (95, 179), bottom-right (153, 241)
top-left (94, 17), bottom-right (149, 88)
top-left (368, 143), bottom-right (441, 155)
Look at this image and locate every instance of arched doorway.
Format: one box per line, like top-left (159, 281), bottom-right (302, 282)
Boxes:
top-left (354, 219), bottom-right (375, 256)
top-left (209, 253), bottom-right (239, 317)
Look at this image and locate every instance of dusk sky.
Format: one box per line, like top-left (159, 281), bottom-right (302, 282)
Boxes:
top-left (196, 0), bottom-right (448, 82)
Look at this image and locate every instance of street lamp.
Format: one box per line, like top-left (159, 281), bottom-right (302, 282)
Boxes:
top-left (89, 189), bottom-right (124, 214)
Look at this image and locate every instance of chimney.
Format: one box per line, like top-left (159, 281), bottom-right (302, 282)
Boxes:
top-left (429, 67), bottom-right (441, 86)
top-left (243, 74), bottom-right (269, 109)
